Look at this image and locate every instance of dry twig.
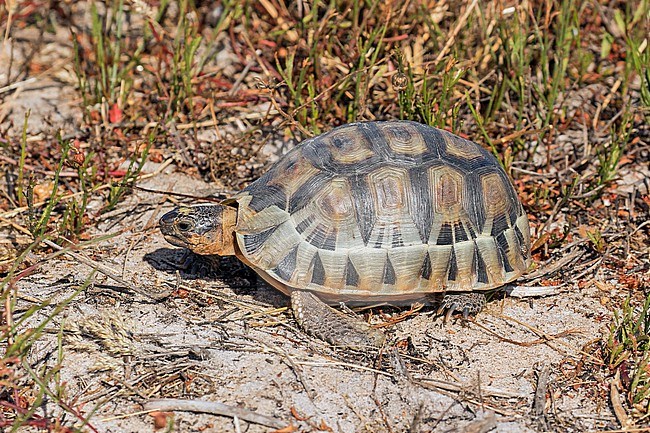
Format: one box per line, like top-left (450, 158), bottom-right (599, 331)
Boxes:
top-left (143, 399), bottom-right (286, 429)
top-left (533, 363), bottom-right (551, 430)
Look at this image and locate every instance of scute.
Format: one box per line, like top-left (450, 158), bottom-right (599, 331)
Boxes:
top-left (376, 122), bottom-right (428, 155)
top-left (233, 121), bottom-right (531, 303)
top-left (443, 131), bottom-right (486, 160)
top-left (325, 125), bottom-right (376, 164)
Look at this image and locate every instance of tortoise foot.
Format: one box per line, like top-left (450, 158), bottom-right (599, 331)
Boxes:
top-left (291, 290), bottom-right (386, 349)
top-left (437, 292), bottom-right (487, 322)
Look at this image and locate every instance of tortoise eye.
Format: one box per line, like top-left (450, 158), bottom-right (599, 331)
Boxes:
top-left (177, 220), bottom-right (193, 232)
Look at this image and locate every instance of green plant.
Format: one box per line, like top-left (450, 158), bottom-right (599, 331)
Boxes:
top-left (343, 0), bottom-right (391, 122)
top-left (491, 5), bottom-right (530, 128)
top-left (585, 228), bottom-right (606, 253)
top-left (59, 148), bottom-right (97, 239)
top-left (102, 132), bottom-right (154, 213)
top-left (596, 109), bottom-right (633, 188)
top-left (273, 1), bottom-right (339, 131)
top-left (26, 134), bottom-right (72, 239)
top-left (532, 0), bottom-right (579, 131)
top-left (272, 0), bottom-right (398, 130)
top-left (479, 0), bottom-right (581, 157)
top-left (276, 47), bottom-right (318, 131)
top-left (607, 294), bottom-right (650, 413)
top-left (1, 241), bottom-right (95, 431)
top-left (167, 0), bottom-right (204, 119)
top-left (18, 131), bottom-right (152, 240)
top-left (15, 111), bottom-right (29, 207)
top-left (626, 35), bottom-right (650, 115)
top-left (396, 55), bottom-right (466, 130)
top-left (72, 0), bottom-right (133, 115)
top-left (617, 0), bottom-right (650, 117)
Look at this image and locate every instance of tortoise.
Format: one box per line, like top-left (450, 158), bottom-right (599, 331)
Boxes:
top-left (159, 120), bottom-right (531, 348)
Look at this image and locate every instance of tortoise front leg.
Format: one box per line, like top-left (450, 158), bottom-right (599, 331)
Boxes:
top-left (291, 290), bottom-right (386, 349)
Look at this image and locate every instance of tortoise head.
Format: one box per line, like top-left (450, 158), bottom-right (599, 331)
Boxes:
top-left (159, 204), bottom-right (237, 256)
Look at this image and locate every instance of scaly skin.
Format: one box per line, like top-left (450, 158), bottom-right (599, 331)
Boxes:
top-left (291, 290), bottom-right (386, 348)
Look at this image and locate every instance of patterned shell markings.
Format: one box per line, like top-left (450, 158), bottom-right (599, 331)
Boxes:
top-left (233, 121), bottom-right (531, 302)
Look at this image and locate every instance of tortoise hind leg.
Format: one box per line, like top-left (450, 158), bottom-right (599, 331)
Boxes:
top-left (291, 290), bottom-right (386, 349)
top-left (437, 292), bottom-right (487, 322)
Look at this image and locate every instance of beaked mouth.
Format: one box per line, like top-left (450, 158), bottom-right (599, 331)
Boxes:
top-left (161, 232), bottom-right (190, 249)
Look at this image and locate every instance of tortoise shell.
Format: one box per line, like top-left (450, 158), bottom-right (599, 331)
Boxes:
top-left (231, 121), bottom-right (531, 304)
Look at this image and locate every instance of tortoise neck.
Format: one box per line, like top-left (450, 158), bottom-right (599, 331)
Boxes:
top-left (220, 204), bottom-right (238, 256)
